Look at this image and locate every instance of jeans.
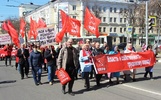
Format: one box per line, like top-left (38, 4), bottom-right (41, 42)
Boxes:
top-left (84, 72), bottom-right (90, 89)
top-left (18, 64), bottom-right (20, 74)
top-left (32, 67), bottom-right (42, 84)
top-left (47, 65), bottom-right (56, 82)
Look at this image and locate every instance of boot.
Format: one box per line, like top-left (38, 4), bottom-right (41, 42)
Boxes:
top-left (149, 72), bottom-right (153, 80)
top-left (62, 85), bottom-right (66, 94)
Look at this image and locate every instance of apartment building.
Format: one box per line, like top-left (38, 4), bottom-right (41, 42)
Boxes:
top-left (19, 0), bottom-right (148, 45)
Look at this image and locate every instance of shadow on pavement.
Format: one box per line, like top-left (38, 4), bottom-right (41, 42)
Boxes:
top-left (0, 80), bottom-right (16, 84)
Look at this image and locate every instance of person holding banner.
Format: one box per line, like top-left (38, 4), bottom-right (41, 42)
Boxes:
top-left (144, 45), bottom-right (156, 80)
top-left (108, 46), bottom-right (121, 84)
top-left (57, 39), bottom-right (79, 96)
top-left (104, 45), bottom-right (113, 83)
top-left (92, 42), bottom-right (104, 86)
top-left (79, 44), bottom-right (92, 91)
top-left (123, 43), bottom-right (136, 82)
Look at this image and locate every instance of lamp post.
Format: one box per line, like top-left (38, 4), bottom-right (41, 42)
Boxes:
top-left (145, 1), bottom-right (148, 47)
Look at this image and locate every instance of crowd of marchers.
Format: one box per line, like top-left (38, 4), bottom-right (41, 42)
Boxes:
top-left (0, 39), bottom-right (157, 96)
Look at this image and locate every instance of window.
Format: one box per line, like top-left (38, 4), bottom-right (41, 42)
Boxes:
top-left (120, 18), bottom-right (122, 23)
top-left (110, 17), bottom-right (112, 22)
top-left (110, 28), bottom-right (112, 32)
top-left (124, 18), bottom-right (126, 23)
top-left (114, 18), bottom-right (116, 22)
top-left (120, 8), bottom-right (123, 13)
top-left (99, 7), bottom-right (102, 12)
top-left (124, 28), bottom-right (126, 32)
top-left (103, 7), bottom-right (106, 12)
top-left (114, 37), bottom-right (116, 42)
top-left (120, 28), bottom-right (122, 33)
top-left (72, 5), bottom-right (76, 10)
top-left (139, 28), bottom-right (141, 33)
top-left (114, 27), bottom-right (116, 32)
top-left (103, 27), bottom-right (106, 32)
top-left (99, 27), bottom-right (102, 32)
top-left (114, 8), bottom-right (117, 13)
top-left (103, 17), bottom-right (106, 22)
top-left (73, 16), bottom-right (76, 19)
top-left (124, 8), bottom-right (127, 13)
top-left (110, 7), bottom-right (112, 12)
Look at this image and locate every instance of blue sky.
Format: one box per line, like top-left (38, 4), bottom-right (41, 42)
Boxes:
top-left (0, 0), bottom-right (48, 21)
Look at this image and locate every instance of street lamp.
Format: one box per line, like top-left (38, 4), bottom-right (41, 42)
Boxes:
top-left (145, 1), bottom-right (149, 47)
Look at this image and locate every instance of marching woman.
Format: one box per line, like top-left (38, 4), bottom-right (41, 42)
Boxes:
top-left (144, 45), bottom-right (156, 80)
top-left (79, 44), bottom-right (92, 90)
top-left (109, 46), bottom-right (121, 84)
top-left (104, 45), bottom-right (121, 84)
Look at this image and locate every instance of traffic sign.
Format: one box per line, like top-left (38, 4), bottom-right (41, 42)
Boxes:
top-left (127, 26), bottom-right (133, 34)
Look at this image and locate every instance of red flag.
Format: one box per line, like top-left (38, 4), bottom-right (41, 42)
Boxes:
top-left (28, 30), bottom-right (31, 40)
top-left (37, 18), bottom-right (47, 28)
top-left (2, 21), bottom-right (9, 31)
top-left (55, 10), bottom-right (69, 43)
top-left (29, 17), bottom-right (38, 40)
top-left (84, 7), bottom-right (101, 38)
top-left (67, 17), bottom-right (81, 37)
top-left (7, 22), bottom-right (20, 48)
top-left (20, 17), bottom-right (26, 38)
top-left (2, 21), bottom-right (11, 36)
top-left (8, 20), bottom-right (15, 29)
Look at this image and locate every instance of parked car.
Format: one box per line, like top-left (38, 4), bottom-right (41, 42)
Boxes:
top-left (118, 43), bottom-right (127, 50)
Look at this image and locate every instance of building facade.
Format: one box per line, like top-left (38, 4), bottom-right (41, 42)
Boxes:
top-left (19, 0), bottom-right (156, 46)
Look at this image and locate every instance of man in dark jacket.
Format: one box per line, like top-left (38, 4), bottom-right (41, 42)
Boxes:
top-left (17, 44), bottom-right (29, 79)
top-left (44, 45), bottom-right (58, 85)
top-left (29, 45), bottom-right (43, 86)
top-left (57, 39), bottom-right (79, 96)
top-left (92, 42), bottom-right (104, 86)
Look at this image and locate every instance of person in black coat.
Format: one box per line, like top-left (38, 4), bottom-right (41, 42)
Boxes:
top-left (44, 45), bottom-right (58, 85)
top-left (17, 44), bottom-right (29, 79)
top-left (92, 42), bottom-right (104, 86)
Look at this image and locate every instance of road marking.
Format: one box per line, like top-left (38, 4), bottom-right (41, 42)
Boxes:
top-left (122, 84), bottom-right (161, 96)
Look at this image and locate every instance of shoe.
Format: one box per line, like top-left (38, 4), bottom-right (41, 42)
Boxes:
top-left (26, 75), bottom-right (28, 78)
top-left (21, 77), bottom-right (24, 80)
top-left (38, 82), bottom-right (42, 85)
top-left (132, 79), bottom-right (136, 82)
top-left (62, 90), bottom-right (65, 94)
top-left (68, 92), bottom-right (75, 96)
top-left (86, 87), bottom-right (90, 91)
top-left (49, 82), bottom-right (53, 85)
top-left (109, 81), bottom-right (113, 84)
top-left (96, 83), bottom-right (100, 87)
top-left (116, 82), bottom-right (120, 84)
top-left (35, 83), bottom-right (39, 86)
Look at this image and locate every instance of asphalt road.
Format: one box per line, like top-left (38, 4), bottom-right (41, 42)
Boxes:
top-left (0, 60), bottom-right (161, 100)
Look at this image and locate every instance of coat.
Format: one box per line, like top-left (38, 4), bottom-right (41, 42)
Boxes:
top-left (79, 50), bottom-right (92, 72)
top-left (17, 48), bottom-right (29, 65)
top-left (57, 47), bottom-right (79, 70)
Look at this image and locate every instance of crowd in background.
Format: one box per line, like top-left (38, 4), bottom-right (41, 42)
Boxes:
top-left (0, 39), bottom-right (157, 96)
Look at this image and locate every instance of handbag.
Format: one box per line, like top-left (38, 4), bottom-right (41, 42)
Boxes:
top-left (56, 68), bottom-right (71, 85)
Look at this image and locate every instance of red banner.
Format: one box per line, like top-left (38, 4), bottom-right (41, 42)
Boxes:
top-left (92, 51), bottom-right (156, 74)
